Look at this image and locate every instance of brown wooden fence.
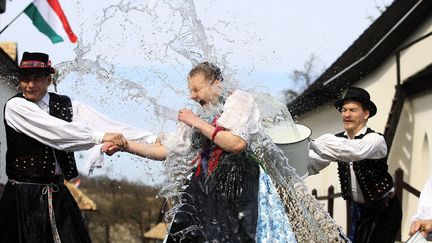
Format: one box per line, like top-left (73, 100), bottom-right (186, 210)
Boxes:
top-left (311, 168), bottom-right (421, 240)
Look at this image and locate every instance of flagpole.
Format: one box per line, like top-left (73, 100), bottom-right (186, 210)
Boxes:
top-left (0, 8), bottom-right (26, 35)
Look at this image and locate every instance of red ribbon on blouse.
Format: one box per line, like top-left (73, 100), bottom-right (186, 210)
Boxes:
top-left (191, 114), bottom-right (224, 177)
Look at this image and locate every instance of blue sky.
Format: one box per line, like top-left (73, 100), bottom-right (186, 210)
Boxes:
top-left (0, 0), bottom-right (393, 185)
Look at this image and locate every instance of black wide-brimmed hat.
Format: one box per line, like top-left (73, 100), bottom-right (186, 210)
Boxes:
top-left (334, 87), bottom-right (377, 118)
top-left (19, 52), bottom-right (55, 76)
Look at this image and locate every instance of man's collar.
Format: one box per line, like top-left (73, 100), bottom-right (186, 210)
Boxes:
top-left (344, 126), bottom-right (368, 138)
top-left (40, 92), bottom-right (50, 106)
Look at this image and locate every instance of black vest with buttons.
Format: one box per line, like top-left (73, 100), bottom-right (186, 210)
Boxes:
top-left (336, 128), bottom-right (393, 203)
top-left (4, 92), bottom-right (78, 180)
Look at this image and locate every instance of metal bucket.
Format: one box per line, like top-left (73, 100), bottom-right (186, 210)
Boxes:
top-left (265, 123), bottom-right (311, 177)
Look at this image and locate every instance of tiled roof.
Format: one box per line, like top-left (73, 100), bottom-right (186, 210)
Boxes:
top-left (65, 180), bottom-right (97, 211)
top-left (144, 222), bottom-right (167, 240)
top-left (0, 47), bottom-right (19, 87)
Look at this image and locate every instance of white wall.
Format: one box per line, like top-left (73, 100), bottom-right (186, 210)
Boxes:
top-left (0, 80), bottom-right (18, 184)
top-left (399, 18), bottom-right (432, 81)
top-left (389, 14), bottom-right (432, 241)
top-left (390, 90), bottom-right (432, 241)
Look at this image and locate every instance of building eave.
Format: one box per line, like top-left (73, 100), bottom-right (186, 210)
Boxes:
top-left (402, 63), bottom-right (432, 97)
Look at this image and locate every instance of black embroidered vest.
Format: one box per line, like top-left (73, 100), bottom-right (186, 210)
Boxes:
top-left (336, 128), bottom-right (393, 203)
top-left (4, 92), bottom-right (78, 180)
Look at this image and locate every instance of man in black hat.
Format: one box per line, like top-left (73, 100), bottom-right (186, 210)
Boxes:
top-left (0, 52), bottom-right (134, 243)
top-left (307, 86), bottom-right (402, 243)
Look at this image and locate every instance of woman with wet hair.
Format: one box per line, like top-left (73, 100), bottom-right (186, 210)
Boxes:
top-left (104, 62), bottom-right (348, 242)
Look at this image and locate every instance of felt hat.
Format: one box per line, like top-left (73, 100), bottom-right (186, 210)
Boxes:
top-left (334, 87), bottom-right (377, 118)
top-left (19, 52), bottom-right (55, 76)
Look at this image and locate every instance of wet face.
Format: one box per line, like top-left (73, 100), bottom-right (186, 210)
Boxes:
top-left (19, 74), bottom-right (51, 102)
top-left (341, 100), bottom-right (370, 137)
top-left (188, 72), bottom-right (221, 107)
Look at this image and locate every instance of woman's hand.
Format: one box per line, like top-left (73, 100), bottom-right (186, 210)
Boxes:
top-left (101, 142), bottom-right (122, 156)
top-left (178, 108), bottom-right (202, 128)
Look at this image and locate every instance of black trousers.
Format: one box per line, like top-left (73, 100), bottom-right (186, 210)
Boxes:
top-left (350, 195), bottom-right (402, 243)
top-left (0, 177), bottom-right (92, 243)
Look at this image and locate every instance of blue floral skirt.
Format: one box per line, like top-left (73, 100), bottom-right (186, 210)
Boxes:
top-left (256, 168), bottom-right (297, 242)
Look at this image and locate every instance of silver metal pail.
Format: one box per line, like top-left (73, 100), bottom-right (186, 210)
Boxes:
top-left (265, 123), bottom-right (311, 177)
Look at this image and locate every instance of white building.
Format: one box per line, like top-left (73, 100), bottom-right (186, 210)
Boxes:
top-left (0, 46), bottom-right (19, 184)
top-left (288, 0), bottom-right (432, 241)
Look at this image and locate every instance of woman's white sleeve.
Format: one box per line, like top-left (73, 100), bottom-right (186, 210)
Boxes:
top-left (159, 123), bottom-right (194, 155)
top-left (411, 175), bottom-right (432, 221)
top-left (217, 90), bottom-right (260, 144)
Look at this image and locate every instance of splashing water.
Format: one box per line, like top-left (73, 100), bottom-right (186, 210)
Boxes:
top-left (51, 0), bottom-right (338, 240)
top-left (55, 0), bottom-right (301, 182)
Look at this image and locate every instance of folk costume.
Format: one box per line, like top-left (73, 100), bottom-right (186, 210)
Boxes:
top-left (161, 90), bottom-right (347, 242)
top-left (0, 52), bottom-right (154, 243)
top-left (0, 91), bottom-right (96, 243)
top-left (308, 87), bottom-right (402, 243)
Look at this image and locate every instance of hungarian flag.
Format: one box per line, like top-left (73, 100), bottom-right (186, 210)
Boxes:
top-left (24, 0), bottom-right (77, 44)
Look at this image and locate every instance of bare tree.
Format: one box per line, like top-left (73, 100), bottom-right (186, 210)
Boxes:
top-left (283, 54), bottom-right (324, 104)
top-left (366, 0), bottom-right (392, 22)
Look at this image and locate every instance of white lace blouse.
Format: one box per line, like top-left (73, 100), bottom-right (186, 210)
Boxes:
top-left (217, 90), bottom-right (260, 144)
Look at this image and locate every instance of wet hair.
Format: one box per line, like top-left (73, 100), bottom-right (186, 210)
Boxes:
top-left (188, 62), bottom-right (223, 83)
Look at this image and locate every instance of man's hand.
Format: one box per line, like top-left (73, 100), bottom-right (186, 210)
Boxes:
top-left (410, 219), bottom-right (432, 236)
top-left (178, 108), bottom-right (202, 128)
top-left (101, 142), bottom-right (122, 156)
top-left (102, 133), bottom-right (128, 149)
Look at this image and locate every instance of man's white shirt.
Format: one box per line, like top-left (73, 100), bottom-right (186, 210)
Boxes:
top-left (5, 92), bottom-right (156, 173)
top-left (308, 126), bottom-right (388, 203)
